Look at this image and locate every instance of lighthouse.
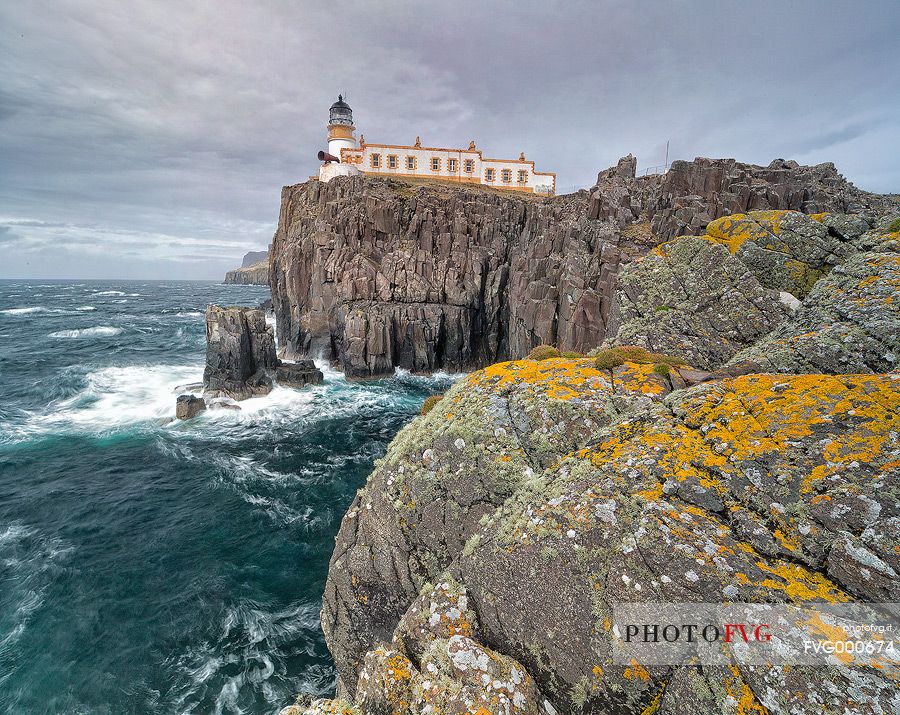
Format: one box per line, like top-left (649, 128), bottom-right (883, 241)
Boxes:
top-left (327, 95), bottom-right (357, 157)
top-left (318, 95), bottom-right (362, 182)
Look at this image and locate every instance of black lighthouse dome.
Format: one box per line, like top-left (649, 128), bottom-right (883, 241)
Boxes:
top-left (329, 95), bottom-right (353, 126)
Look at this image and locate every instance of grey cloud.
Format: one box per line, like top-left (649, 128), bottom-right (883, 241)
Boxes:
top-left (1, 0), bottom-right (898, 278)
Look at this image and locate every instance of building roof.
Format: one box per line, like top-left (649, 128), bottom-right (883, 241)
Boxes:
top-left (330, 95), bottom-right (351, 110)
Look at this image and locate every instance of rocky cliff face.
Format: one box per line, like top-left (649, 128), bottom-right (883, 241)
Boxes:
top-left (224, 259), bottom-right (269, 285)
top-left (241, 249), bottom-right (269, 268)
top-left (293, 212), bottom-right (900, 715)
top-left (270, 157), bottom-right (888, 378)
top-left (203, 305), bottom-right (277, 399)
top-left (589, 155), bottom-right (890, 241)
top-left (270, 177), bottom-right (624, 377)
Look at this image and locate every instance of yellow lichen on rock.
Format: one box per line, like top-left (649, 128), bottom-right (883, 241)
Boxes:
top-left (705, 211), bottom-right (788, 253)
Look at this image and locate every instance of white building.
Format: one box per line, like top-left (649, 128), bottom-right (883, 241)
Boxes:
top-left (317, 96), bottom-right (556, 195)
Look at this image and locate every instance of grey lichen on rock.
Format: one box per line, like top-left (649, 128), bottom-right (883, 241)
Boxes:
top-left (319, 350), bottom-right (899, 714)
top-left (727, 230), bottom-right (900, 375)
top-left (604, 234), bottom-right (790, 370)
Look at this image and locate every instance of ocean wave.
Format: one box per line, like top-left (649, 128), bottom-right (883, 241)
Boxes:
top-left (49, 326), bottom-right (123, 338)
top-left (0, 306), bottom-right (74, 316)
top-left (0, 521), bottom-right (73, 654)
top-left (163, 598), bottom-right (332, 713)
top-left (1, 307), bottom-right (44, 315)
top-left (76, 305), bottom-right (96, 311)
top-left (7, 364), bottom-right (204, 441)
top-left (94, 290), bottom-right (125, 295)
top-left (175, 311), bottom-right (203, 317)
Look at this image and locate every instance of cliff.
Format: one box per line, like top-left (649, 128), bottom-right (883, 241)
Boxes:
top-left (224, 249), bottom-right (270, 285)
top-left (269, 157), bottom-right (889, 377)
top-left (286, 212), bottom-right (900, 715)
top-left (241, 249), bottom-right (268, 267)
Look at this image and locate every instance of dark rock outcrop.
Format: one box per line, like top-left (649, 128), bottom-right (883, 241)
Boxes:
top-left (175, 394), bottom-right (206, 420)
top-left (203, 305), bottom-right (277, 400)
top-left (270, 177), bottom-right (625, 378)
top-left (270, 159), bottom-right (888, 377)
top-left (589, 156), bottom-right (890, 242)
top-left (275, 359), bottom-right (324, 388)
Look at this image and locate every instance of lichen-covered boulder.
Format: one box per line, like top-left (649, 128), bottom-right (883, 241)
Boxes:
top-left (321, 357), bottom-right (676, 691)
top-left (605, 235), bottom-right (790, 369)
top-left (354, 580), bottom-right (546, 715)
top-left (704, 210), bottom-right (859, 298)
top-left (278, 697), bottom-right (361, 715)
top-left (322, 355), bottom-right (899, 715)
top-left (727, 238), bottom-right (900, 374)
top-left (456, 372), bottom-right (899, 712)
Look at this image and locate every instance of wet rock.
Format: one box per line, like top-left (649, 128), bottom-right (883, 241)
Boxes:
top-left (203, 305), bottom-right (277, 400)
top-left (175, 394), bottom-right (206, 420)
top-left (276, 359), bottom-right (324, 388)
top-left (205, 397), bottom-right (242, 411)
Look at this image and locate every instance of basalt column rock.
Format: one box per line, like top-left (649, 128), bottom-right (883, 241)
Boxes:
top-left (203, 305), bottom-right (277, 400)
top-left (270, 162), bottom-right (890, 378)
top-left (270, 176), bottom-right (622, 377)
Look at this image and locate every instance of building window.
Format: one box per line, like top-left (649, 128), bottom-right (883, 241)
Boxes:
top-left (518, 170), bottom-right (528, 184)
top-left (406, 156), bottom-right (416, 170)
top-left (431, 157), bottom-right (441, 171)
top-left (448, 158), bottom-right (458, 172)
top-left (501, 169), bottom-right (512, 183)
top-left (485, 168), bottom-right (495, 182)
top-left (371, 153), bottom-right (381, 168)
top-left (387, 154), bottom-right (398, 169)
top-left (464, 159), bottom-right (475, 173)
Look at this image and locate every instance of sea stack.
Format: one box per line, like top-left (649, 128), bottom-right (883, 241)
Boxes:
top-left (203, 305), bottom-right (277, 400)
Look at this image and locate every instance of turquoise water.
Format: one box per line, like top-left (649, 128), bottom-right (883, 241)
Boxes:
top-left (0, 280), bottom-right (455, 714)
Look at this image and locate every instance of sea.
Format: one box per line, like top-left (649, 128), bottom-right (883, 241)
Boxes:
top-left (0, 280), bottom-right (456, 715)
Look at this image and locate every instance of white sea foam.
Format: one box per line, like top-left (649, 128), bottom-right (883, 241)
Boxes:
top-left (49, 326), bottom-right (123, 338)
top-left (175, 311), bottom-right (203, 317)
top-left (1, 307), bottom-right (44, 315)
top-left (94, 290), bottom-right (125, 295)
top-left (11, 364), bottom-right (203, 440)
top-left (76, 305), bottom-right (96, 311)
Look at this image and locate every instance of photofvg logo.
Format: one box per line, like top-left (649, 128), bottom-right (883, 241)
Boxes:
top-left (612, 603), bottom-right (899, 669)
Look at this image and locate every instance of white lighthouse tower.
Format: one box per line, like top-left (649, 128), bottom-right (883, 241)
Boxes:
top-left (318, 95), bottom-right (361, 182)
top-left (327, 95), bottom-right (356, 156)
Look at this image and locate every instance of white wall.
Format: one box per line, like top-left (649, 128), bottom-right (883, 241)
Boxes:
top-left (341, 144), bottom-right (555, 194)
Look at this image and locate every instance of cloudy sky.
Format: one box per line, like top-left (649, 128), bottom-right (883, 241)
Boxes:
top-left (1, 1), bottom-right (898, 279)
